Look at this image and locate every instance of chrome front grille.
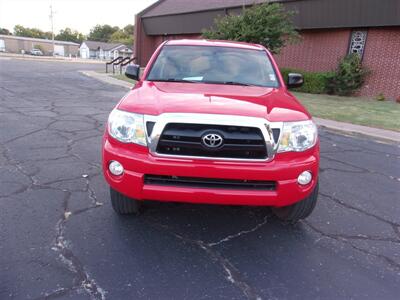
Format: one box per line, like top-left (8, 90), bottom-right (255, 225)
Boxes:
top-left (145, 113), bottom-right (282, 162)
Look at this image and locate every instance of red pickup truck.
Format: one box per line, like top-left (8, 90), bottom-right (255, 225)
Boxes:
top-left (102, 39), bottom-right (319, 222)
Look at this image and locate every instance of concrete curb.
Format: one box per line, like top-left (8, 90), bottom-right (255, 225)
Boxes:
top-left (314, 118), bottom-right (399, 142)
top-left (80, 70), bottom-right (400, 143)
top-left (80, 70), bottom-right (133, 89)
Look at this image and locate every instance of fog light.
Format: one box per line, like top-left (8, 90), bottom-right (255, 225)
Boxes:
top-left (109, 160), bottom-right (124, 176)
top-left (298, 171), bottom-right (312, 185)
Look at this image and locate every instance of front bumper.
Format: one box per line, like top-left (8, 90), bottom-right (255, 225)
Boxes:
top-left (102, 137), bottom-right (319, 207)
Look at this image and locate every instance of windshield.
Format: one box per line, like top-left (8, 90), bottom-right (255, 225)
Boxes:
top-left (147, 45), bottom-right (279, 88)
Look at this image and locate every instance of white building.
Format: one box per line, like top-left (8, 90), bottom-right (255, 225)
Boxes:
top-left (79, 41), bottom-right (133, 59)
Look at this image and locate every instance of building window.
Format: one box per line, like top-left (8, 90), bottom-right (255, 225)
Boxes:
top-left (348, 30), bottom-right (367, 58)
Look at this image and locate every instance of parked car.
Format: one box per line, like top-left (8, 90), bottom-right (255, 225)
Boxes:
top-left (102, 39), bottom-right (319, 223)
top-left (30, 48), bottom-right (43, 56)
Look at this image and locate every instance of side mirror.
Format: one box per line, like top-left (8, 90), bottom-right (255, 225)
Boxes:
top-left (125, 64), bottom-right (140, 81)
top-left (287, 73), bottom-right (304, 89)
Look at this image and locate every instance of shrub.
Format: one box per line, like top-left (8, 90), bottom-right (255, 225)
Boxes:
top-left (202, 3), bottom-right (299, 54)
top-left (325, 54), bottom-right (369, 96)
top-left (375, 93), bottom-right (385, 101)
top-left (396, 96), bottom-right (400, 104)
top-left (280, 68), bottom-right (333, 94)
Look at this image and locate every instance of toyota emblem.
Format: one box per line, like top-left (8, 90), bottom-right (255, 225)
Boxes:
top-left (202, 133), bottom-right (224, 148)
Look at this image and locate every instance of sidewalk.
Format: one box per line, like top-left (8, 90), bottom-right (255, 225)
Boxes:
top-left (80, 70), bottom-right (133, 89)
top-left (314, 118), bottom-right (399, 142)
top-left (80, 70), bottom-right (400, 143)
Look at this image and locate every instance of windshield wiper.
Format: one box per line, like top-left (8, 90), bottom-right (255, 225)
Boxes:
top-left (223, 81), bottom-right (252, 86)
top-left (150, 79), bottom-right (259, 86)
top-left (203, 80), bottom-right (254, 86)
top-left (150, 78), bottom-right (201, 83)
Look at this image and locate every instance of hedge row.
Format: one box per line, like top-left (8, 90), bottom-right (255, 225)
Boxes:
top-left (280, 68), bottom-right (334, 94)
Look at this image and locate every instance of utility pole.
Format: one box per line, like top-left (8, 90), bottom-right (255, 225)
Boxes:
top-left (49, 4), bottom-right (55, 56)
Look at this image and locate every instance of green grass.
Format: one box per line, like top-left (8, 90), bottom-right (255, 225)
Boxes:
top-left (110, 74), bottom-right (136, 84)
top-left (293, 92), bottom-right (400, 132)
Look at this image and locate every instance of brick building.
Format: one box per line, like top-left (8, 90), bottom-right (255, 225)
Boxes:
top-left (134, 0), bottom-right (400, 99)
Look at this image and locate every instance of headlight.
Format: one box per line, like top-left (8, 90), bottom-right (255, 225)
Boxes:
top-left (108, 109), bottom-right (146, 146)
top-left (278, 120), bottom-right (317, 152)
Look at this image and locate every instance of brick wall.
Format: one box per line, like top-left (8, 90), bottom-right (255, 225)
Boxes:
top-left (274, 27), bottom-right (400, 99)
top-left (360, 27), bottom-right (400, 100)
top-left (135, 16), bottom-right (202, 66)
top-left (134, 15), bottom-right (154, 65)
top-left (274, 29), bottom-right (350, 72)
top-left (135, 23), bottom-right (400, 100)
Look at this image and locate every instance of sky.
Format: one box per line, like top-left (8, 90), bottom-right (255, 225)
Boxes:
top-left (0, 0), bottom-right (158, 34)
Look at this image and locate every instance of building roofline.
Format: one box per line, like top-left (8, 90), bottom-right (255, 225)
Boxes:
top-left (140, 0), bottom-right (298, 18)
top-left (140, 0), bottom-right (400, 34)
top-left (141, 5), bottom-right (240, 19)
top-left (137, 0), bottom-right (168, 17)
top-left (81, 41), bottom-right (127, 51)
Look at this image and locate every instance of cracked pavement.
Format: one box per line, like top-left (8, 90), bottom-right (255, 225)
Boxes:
top-left (1, 59), bottom-right (399, 300)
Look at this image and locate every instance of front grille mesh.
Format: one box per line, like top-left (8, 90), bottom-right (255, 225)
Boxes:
top-left (156, 123), bottom-right (267, 159)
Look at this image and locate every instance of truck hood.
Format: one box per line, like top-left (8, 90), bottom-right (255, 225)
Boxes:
top-left (117, 81), bottom-right (311, 122)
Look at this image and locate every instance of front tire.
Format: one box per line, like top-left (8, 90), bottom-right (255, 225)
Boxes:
top-left (110, 187), bottom-right (141, 215)
top-left (272, 181), bottom-right (319, 223)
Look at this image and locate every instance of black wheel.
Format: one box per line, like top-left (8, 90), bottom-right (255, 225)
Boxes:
top-left (110, 187), bottom-right (141, 215)
top-left (272, 181), bottom-right (319, 223)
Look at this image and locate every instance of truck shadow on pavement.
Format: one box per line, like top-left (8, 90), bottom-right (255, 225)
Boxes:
top-left (111, 201), bottom-right (314, 299)
top-left (104, 165), bottom-right (400, 299)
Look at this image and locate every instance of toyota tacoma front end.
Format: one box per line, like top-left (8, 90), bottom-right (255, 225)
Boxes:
top-left (102, 39), bottom-right (319, 222)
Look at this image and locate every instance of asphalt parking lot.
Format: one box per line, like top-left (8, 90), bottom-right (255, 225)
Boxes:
top-left (1, 58), bottom-right (399, 300)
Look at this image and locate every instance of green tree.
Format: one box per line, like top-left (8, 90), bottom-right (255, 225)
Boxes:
top-left (109, 24), bottom-right (134, 45)
top-left (123, 24), bottom-right (134, 36)
top-left (0, 28), bottom-right (11, 35)
top-left (87, 24), bottom-right (119, 42)
top-left (13, 25), bottom-right (52, 39)
top-left (202, 3), bottom-right (299, 54)
top-left (109, 29), bottom-right (133, 46)
top-left (56, 27), bottom-right (85, 43)
top-left (42, 31), bottom-right (53, 39)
